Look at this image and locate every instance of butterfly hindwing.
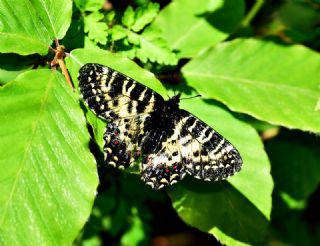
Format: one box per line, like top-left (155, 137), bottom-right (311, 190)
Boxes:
top-left (103, 114), bottom-right (150, 169)
top-left (178, 112), bottom-right (242, 181)
top-left (78, 63), bottom-right (243, 189)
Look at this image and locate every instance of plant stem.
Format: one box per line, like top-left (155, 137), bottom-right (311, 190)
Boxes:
top-left (241, 0), bottom-right (265, 27)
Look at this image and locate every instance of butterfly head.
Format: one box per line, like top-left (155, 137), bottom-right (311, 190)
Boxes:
top-left (167, 93), bottom-right (181, 106)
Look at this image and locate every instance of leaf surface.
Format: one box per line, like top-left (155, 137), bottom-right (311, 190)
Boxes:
top-left (182, 39), bottom-right (320, 133)
top-left (151, 0), bottom-right (244, 58)
top-left (0, 0), bottom-right (72, 55)
top-left (0, 69), bottom-right (98, 245)
top-left (168, 97), bottom-right (272, 245)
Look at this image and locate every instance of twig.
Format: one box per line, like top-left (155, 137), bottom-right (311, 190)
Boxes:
top-left (50, 40), bottom-right (74, 90)
top-left (241, 0), bottom-right (265, 27)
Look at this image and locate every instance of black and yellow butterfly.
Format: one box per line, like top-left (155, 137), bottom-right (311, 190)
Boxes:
top-left (78, 63), bottom-right (242, 189)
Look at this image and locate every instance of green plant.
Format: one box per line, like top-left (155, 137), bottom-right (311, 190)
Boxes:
top-left (0, 0), bottom-right (319, 245)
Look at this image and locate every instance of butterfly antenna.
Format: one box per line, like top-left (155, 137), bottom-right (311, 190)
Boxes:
top-left (180, 94), bottom-right (202, 100)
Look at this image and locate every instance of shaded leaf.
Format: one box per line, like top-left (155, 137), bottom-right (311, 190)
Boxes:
top-left (0, 0), bottom-right (72, 55)
top-left (170, 179), bottom-right (269, 245)
top-left (265, 130), bottom-right (320, 200)
top-left (0, 53), bottom-right (38, 85)
top-left (0, 69), bottom-right (98, 244)
top-left (182, 38), bottom-right (320, 133)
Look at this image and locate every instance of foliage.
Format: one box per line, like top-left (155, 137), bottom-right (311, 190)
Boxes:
top-left (0, 0), bottom-right (319, 245)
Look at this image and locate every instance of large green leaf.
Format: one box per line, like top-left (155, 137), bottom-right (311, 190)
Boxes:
top-left (168, 97), bottom-right (272, 245)
top-left (67, 49), bottom-right (272, 244)
top-left (182, 38), bottom-right (320, 133)
top-left (0, 0), bottom-right (72, 55)
top-left (151, 0), bottom-right (244, 58)
top-left (0, 69), bottom-right (98, 245)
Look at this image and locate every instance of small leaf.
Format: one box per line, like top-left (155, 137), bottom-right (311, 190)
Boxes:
top-left (182, 38), bottom-right (320, 133)
top-left (136, 27), bottom-right (178, 65)
top-left (0, 0), bottom-right (72, 55)
top-left (109, 25), bottom-right (128, 41)
top-left (74, 0), bottom-right (104, 12)
top-left (84, 12), bottom-right (108, 45)
top-left (122, 6), bottom-right (135, 28)
top-left (131, 3), bottom-right (160, 32)
top-left (0, 69), bottom-right (98, 244)
top-left (127, 32), bottom-right (140, 45)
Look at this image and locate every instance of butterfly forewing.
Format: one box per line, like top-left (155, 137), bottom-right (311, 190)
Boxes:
top-left (78, 63), bottom-right (243, 189)
top-left (78, 63), bottom-right (163, 120)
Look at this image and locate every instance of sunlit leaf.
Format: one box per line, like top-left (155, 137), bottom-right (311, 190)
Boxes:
top-left (0, 0), bottom-right (72, 55)
top-left (182, 38), bottom-right (320, 133)
top-left (0, 69), bottom-right (98, 244)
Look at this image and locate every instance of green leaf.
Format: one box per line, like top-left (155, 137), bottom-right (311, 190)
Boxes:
top-left (66, 49), bottom-right (272, 244)
top-left (131, 3), bottom-right (160, 32)
top-left (182, 38), bottom-right (320, 133)
top-left (109, 25), bottom-right (128, 41)
top-left (168, 98), bottom-right (272, 245)
top-left (122, 6), bottom-right (135, 28)
top-left (151, 0), bottom-right (245, 58)
top-left (74, 0), bottom-right (104, 12)
top-left (265, 131), bottom-right (320, 200)
top-left (0, 69), bottom-right (98, 244)
top-left (127, 32), bottom-right (140, 45)
top-left (136, 27), bottom-right (178, 65)
top-left (170, 180), bottom-right (269, 245)
top-left (84, 12), bottom-right (108, 45)
top-left (0, 0), bottom-right (72, 55)
top-left (181, 98), bottom-right (273, 218)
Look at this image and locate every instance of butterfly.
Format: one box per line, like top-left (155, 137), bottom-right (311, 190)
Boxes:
top-left (78, 63), bottom-right (242, 189)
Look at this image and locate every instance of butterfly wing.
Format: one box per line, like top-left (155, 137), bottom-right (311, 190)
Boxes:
top-left (78, 63), bottom-right (164, 168)
top-left (177, 110), bottom-right (242, 180)
top-left (140, 110), bottom-right (242, 189)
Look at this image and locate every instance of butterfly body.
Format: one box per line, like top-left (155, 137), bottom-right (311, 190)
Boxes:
top-left (78, 63), bottom-right (242, 189)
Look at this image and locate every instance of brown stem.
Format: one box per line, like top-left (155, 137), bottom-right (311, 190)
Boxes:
top-left (50, 44), bottom-right (74, 90)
